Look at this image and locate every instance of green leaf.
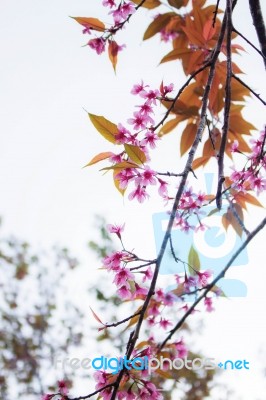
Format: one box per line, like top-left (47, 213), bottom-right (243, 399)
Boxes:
top-left (124, 144), bottom-right (146, 165)
top-left (188, 245), bottom-right (201, 275)
top-left (88, 114), bottom-right (118, 144)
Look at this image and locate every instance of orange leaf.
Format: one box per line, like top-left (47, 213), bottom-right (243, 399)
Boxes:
top-left (180, 123), bottom-right (197, 156)
top-left (203, 19), bottom-right (216, 42)
top-left (160, 48), bottom-right (191, 64)
top-left (239, 192), bottom-right (264, 208)
top-left (108, 40), bottom-right (119, 72)
top-left (113, 171), bottom-right (126, 196)
top-left (192, 156), bottom-right (209, 170)
top-left (143, 12), bottom-right (175, 40)
top-left (83, 152), bottom-right (113, 167)
top-left (89, 307), bottom-right (105, 326)
top-left (131, 0), bottom-right (161, 9)
top-left (101, 161), bottom-right (139, 171)
top-left (71, 17), bottom-right (105, 32)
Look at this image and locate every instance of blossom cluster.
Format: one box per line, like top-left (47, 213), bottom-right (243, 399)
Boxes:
top-left (109, 81), bottom-right (174, 203)
top-left (82, 1), bottom-right (136, 55)
top-left (230, 130), bottom-right (266, 195)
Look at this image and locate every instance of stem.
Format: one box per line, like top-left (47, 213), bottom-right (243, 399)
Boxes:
top-left (248, 0), bottom-right (266, 69)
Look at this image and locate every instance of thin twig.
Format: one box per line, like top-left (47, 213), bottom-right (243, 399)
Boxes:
top-left (212, 0), bottom-right (221, 28)
top-left (104, 311), bottom-right (141, 329)
top-left (232, 74), bottom-right (266, 105)
top-left (233, 26), bottom-right (266, 60)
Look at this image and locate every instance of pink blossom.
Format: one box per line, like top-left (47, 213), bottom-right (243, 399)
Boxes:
top-left (117, 284), bottom-right (132, 299)
top-left (116, 169), bottom-right (136, 189)
top-left (142, 266), bottom-right (153, 282)
top-left (196, 270), bottom-right (212, 287)
top-left (128, 111), bottom-right (154, 130)
top-left (134, 282), bottom-right (148, 297)
top-left (121, 2), bottom-right (136, 18)
top-left (88, 37), bottom-right (106, 54)
top-left (204, 297), bottom-right (214, 312)
top-left (158, 178), bottom-right (168, 196)
top-left (163, 291), bottom-right (176, 306)
top-left (160, 28), bottom-right (178, 42)
top-left (109, 153), bottom-right (123, 163)
top-left (159, 318), bottom-right (172, 329)
top-left (103, 251), bottom-right (124, 271)
top-left (140, 89), bottom-right (160, 105)
top-left (113, 267), bottom-right (134, 286)
top-left (136, 103), bottom-right (154, 115)
top-left (230, 139), bottom-right (239, 152)
top-left (184, 275), bottom-right (197, 292)
top-left (115, 123), bottom-right (132, 144)
top-left (249, 175), bottom-right (266, 194)
top-left (131, 80), bottom-right (148, 95)
top-left (94, 370), bottom-right (108, 389)
top-left (82, 27), bottom-right (91, 34)
top-left (58, 380), bottom-right (68, 396)
top-left (107, 223), bottom-right (125, 239)
top-left (147, 302), bottom-right (160, 317)
top-left (155, 288), bottom-right (165, 302)
top-left (160, 82), bottom-right (174, 96)
top-left (128, 185), bottom-right (149, 203)
top-left (174, 338), bottom-right (188, 358)
top-left (42, 395), bottom-right (54, 400)
top-left (137, 166), bottom-right (157, 186)
top-left (102, 0), bottom-right (116, 7)
top-left (141, 130), bottom-right (159, 149)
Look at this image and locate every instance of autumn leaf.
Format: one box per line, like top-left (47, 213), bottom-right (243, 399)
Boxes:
top-left (168, 0), bottom-right (189, 9)
top-left (113, 171), bottom-right (126, 196)
top-left (192, 156), bottom-right (209, 170)
top-left (88, 113), bottom-right (118, 143)
top-left (71, 17), bottom-right (105, 32)
top-left (108, 40), bottom-right (119, 72)
top-left (180, 123), bottom-right (197, 156)
top-left (124, 144), bottom-right (146, 165)
top-left (101, 161), bottom-right (139, 171)
top-left (188, 245), bottom-right (201, 275)
top-left (131, 0), bottom-right (161, 9)
top-left (83, 152), bottom-right (113, 168)
top-left (143, 13), bottom-right (175, 40)
top-left (203, 19), bottom-right (216, 42)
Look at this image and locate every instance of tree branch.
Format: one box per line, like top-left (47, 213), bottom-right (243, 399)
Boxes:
top-left (248, 0), bottom-right (266, 69)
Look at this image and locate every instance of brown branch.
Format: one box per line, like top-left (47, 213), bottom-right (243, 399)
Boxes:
top-left (212, 0), bottom-right (221, 27)
top-left (159, 216), bottom-right (266, 349)
top-left (216, 1), bottom-right (232, 209)
top-left (104, 311), bottom-right (141, 329)
top-left (248, 0), bottom-right (266, 69)
top-left (67, 383), bottom-right (115, 400)
top-left (232, 74), bottom-right (266, 105)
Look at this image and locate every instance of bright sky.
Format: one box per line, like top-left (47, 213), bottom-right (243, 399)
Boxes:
top-left (0, 1), bottom-right (266, 399)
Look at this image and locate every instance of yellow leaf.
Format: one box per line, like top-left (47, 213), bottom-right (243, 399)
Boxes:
top-left (89, 113), bottom-right (118, 143)
top-left (113, 171), bottom-right (126, 196)
top-left (124, 144), bottom-right (146, 165)
top-left (188, 245), bottom-right (201, 274)
top-left (101, 161), bottom-right (139, 171)
top-left (71, 17), bottom-right (105, 32)
top-left (159, 116), bottom-right (183, 137)
top-left (83, 152), bottom-right (113, 167)
top-left (239, 192), bottom-right (264, 208)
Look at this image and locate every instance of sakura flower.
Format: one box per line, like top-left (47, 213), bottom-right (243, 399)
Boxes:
top-left (230, 139), bottom-right (239, 153)
top-left (109, 153), bottom-right (123, 163)
top-left (42, 395), bottom-right (54, 400)
top-left (121, 1), bottom-right (136, 18)
top-left (141, 130), bottom-right (159, 149)
top-left (102, 0), bottom-right (116, 7)
top-left (58, 380), bottom-right (69, 396)
top-left (134, 282), bottom-right (148, 297)
top-left (160, 28), bottom-right (178, 42)
top-left (249, 175), bottom-right (266, 194)
top-left (142, 266), bottom-right (153, 282)
top-left (140, 89), bottom-right (160, 105)
top-left (128, 111), bottom-right (154, 130)
top-left (94, 370), bottom-right (108, 389)
top-left (117, 284), bottom-right (132, 299)
top-left (103, 251), bottom-right (124, 271)
top-left (158, 178), bottom-right (168, 196)
top-left (196, 270), bottom-right (212, 287)
top-left (131, 80), bottom-right (148, 95)
top-left (159, 318), bottom-right (172, 329)
top-left (115, 123), bottom-right (132, 144)
top-left (113, 267), bottom-right (134, 287)
top-left (116, 168), bottom-right (136, 189)
top-left (204, 296), bottom-right (214, 312)
top-left (137, 166), bottom-right (157, 186)
top-left (136, 102), bottom-right (154, 115)
top-left (174, 338), bottom-right (188, 358)
top-left (82, 27), bottom-right (91, 34)
top-left (88, 37), bottom-right (106, 54)
top-left (128, 185), bottom-right (149, 203)
top-left (107, 223), bottom-right (125, 239)
top-left (160, 82), bottom-right (174, 96)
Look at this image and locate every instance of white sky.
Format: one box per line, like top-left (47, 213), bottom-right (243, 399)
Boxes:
top-left (0, 1), bottom-right (266, 399)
